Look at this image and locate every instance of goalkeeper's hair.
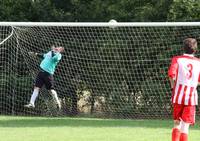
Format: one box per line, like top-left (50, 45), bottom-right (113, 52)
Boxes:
top-left (183, 38), bottom-right (197, 54)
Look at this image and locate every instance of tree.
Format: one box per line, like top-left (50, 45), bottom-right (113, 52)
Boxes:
top-left (71, 0), bottom-right (173, 22)
top-left (168, 0), bottom-right (200, 21)
top-left (0, 0), bottom-right (33, 21)
top-left (0, 0), bottom-right (72, 22)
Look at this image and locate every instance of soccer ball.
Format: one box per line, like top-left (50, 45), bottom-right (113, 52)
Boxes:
top-left (108, 19), bottom-right (117, 28)
top-left (109, 19), bottom-right (117, 23)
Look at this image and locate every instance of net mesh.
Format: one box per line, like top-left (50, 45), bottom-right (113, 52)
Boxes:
top-left (0, 24), bottom-right (200, 118)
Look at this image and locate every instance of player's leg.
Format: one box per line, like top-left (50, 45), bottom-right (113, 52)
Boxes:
top-left (29, 87), bottom-right (40, 107)
top-left (44, 73), bottom-right (61, 109)
top-left (179, 105), bottom-right (196, 141)
top-left (24, 87), bottom-right (40, 108)
top-left (49, 89), bottom-right (61, 109)
top-left (25, 72), bottom-right (44, 108)
top-left (172, 104), bottom-right (182, 141)
top-left (172, 120), bottom-right (181, 141)
top-left (180, 120), bottom-right (189, 141)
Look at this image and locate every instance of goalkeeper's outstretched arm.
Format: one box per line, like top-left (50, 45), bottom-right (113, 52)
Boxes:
top-left (28, 51), bottom-right (44, 59)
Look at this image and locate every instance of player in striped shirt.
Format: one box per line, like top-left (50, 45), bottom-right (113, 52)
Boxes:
top-left (24, 46), bottom-right (64, 110)
top-left (168, 38), bottom-right (200, 141)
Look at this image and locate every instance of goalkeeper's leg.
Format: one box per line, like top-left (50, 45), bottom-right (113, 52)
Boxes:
top-left (25, 71), bottom-right (44, 108)
top-left (49, 89), bottom-right (61, 110)
top-left (24, 87), bottom-right (40, 108)
top-left (43, 72), bottom-right (61, 109)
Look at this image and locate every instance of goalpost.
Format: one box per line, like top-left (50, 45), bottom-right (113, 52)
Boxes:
top-left (0, 22), bottom-right (200, 118)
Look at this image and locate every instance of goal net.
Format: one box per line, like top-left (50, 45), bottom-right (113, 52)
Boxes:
top-left (0, 22), bottom-right (200, 118)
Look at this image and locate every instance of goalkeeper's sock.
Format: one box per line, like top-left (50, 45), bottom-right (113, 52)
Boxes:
top-left (180, 133), bottom-right (188, 141)
top-left (172, 128), bottom-right (180, 141)
top-left (50, 89), bottom-right (61, 109)
top-left (30, 88), bottom-right (39, 105)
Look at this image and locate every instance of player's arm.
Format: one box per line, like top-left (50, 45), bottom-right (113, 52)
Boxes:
top-left (52, 47), bottom-right (63, 61)
top-left (52, 53), bottom-right (61, 62)
top-left (168, 57), bottom-right (178, 90)
top-left (28, 51), bottom-right (44, 59)
top-left (198, 76), bottom-right (200, 86)
top-left (169, 77), bottom-right (175, 89)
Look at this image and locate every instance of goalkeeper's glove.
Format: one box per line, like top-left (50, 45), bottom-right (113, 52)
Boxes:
top-left (28, 51), bottom-right (36, 56)
top-left (28, 51), bottom-right (43, 58)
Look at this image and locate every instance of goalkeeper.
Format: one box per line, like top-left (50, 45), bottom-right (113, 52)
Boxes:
top-left (24, 46), bottom-right (64, 109)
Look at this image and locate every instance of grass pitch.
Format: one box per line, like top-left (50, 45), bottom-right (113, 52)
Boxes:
top-left (0, 116), bottom-right (200, 141)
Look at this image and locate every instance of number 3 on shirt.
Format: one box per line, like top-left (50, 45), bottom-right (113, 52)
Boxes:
top-left (186, 63), bottom-right (193, 79)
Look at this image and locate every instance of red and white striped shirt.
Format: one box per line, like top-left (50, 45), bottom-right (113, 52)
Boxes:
top-left (168, 54), bottom-right (200, 105)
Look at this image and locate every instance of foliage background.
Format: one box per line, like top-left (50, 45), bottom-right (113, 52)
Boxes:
top-left (0, 0), bottom-right (199, 22)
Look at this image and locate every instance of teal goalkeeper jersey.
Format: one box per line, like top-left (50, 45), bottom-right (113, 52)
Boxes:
top-left (40, 51), bottom-right (62, 75)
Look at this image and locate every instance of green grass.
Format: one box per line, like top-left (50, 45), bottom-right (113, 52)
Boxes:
top-left (0, 116), bottom-right (200, 141)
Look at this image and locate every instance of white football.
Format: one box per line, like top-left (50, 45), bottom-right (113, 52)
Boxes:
top-left (109, 19), bottom-right (117, 23)
top-left (108, 19), bottom-right (117, 28)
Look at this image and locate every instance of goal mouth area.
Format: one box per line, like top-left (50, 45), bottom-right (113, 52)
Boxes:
top-left (0, 22), bottom-right (200, 118)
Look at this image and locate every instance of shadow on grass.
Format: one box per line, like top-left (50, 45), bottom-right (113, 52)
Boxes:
top-left (0, 116), bottom-right (175, 129)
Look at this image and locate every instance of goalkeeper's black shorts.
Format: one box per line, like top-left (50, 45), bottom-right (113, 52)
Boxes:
top-left (34, 69), bottom-right (54, 90)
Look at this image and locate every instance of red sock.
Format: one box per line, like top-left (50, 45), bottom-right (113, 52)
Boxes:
top-left (172, 128), bottom-right (180, 141)
top-left (180, 133), bottom-right (188, 141)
